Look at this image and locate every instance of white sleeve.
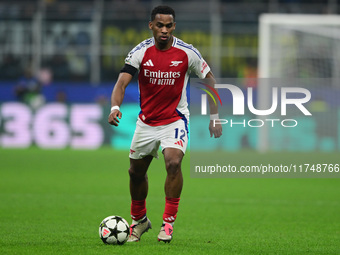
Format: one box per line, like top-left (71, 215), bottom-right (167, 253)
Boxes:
top-left (188, 47), bottom-right (211, 79)
top-left (124, 47), bottom-right (143, 71)
top-left (124, 38), bottom-right (153, 71)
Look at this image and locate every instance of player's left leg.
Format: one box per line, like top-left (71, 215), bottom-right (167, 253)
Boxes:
top-left (158, 148), bottom-right (184, 242)
top-left (163, 148), bottom-right (184, 198)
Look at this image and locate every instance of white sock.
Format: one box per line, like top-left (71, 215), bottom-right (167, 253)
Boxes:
top-left (132, 215), bottom-right (146, 225)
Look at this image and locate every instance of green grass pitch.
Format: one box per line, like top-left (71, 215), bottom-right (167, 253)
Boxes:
top-left (1, 148), bottom-right (339, 254)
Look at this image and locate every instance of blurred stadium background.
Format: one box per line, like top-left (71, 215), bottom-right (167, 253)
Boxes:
top-left (0, 0), bottom-right (339, 150)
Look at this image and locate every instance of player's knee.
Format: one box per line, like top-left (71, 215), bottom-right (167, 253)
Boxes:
top-left (129, 167), bottom-right (146, 181)
top-left (165, 158), bottom-right (182, 175)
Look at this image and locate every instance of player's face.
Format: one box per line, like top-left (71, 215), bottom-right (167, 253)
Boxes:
top-left (149, 14), bottom-right (176, 49)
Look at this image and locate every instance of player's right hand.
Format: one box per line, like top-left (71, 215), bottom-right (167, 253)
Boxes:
top-left (108, 110), bottom-right (122, 126)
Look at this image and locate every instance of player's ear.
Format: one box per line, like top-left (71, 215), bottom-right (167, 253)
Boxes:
top-left (148, 21), bottom-right (153, 30)
top-left (173, 22), bottom-right (176, 30)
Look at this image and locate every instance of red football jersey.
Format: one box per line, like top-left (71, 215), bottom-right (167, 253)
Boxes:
top-left (125, 37), bottom-right (210, 126)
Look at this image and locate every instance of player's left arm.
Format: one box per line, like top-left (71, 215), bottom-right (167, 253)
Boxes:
top-left (189, 47), bottom-right (222, 138)
top-left (203, 71), bottom-right (222, 138)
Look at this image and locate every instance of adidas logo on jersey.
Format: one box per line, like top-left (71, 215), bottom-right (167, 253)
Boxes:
top-left (143, 59), bottom-right (154, 67)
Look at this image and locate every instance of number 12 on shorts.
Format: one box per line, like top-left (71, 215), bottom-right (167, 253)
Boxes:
top-left (174, 128), bottom-right (186, 142)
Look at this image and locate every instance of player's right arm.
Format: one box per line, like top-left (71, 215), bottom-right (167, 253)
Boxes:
top-left (108, 72), bottom-right (133, 126)
top-left (108, 39), bottom-right (150, 126)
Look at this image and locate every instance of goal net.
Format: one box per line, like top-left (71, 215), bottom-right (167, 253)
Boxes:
top-left (259, 14), bottom-right (340, 79)
top-left (258, 14), bottom-right (340, 152)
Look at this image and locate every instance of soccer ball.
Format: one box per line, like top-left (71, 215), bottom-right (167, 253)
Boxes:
top-left (99, 215), bottom-right (130, 245)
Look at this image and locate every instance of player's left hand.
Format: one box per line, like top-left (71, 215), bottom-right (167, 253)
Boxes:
top-left (209, 120), bottom-right (222, 138)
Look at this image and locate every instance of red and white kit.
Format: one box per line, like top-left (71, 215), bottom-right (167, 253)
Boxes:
top-left (126, 37), bottom-right (210, 159)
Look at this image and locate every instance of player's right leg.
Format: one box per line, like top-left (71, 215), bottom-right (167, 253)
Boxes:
top-left (127, 119), bottom-right (159, 242)
top-left (128, 156), bottom-right (153, 242)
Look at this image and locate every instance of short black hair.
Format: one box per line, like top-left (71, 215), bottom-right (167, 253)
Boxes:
top-left (151, 5), bottom-right (175, 21)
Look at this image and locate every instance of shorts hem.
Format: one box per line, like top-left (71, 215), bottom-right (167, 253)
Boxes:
top-left (129, 152), bottom-right (159, 160)
top-left (161, 145), bottom-right (186, 155)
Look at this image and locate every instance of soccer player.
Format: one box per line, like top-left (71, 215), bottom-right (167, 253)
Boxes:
top-left (108, 5), bottom-right (222, 243)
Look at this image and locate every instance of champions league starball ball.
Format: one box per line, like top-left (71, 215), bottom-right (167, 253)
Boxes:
top-left (99, 216), bottom-right (130, 245)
